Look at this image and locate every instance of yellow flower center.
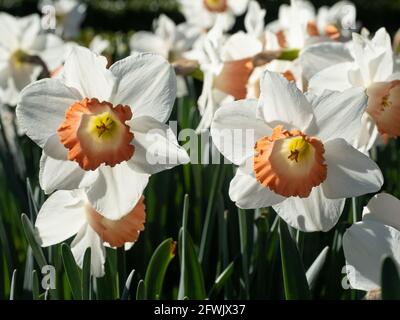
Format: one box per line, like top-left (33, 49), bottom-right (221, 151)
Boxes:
top-left (381, 95), bottom-right (392, 110)
top-left (203, 0), bottom-right (227, 12)
top-left (286, 136), bottom-right (311, 163)
top-left (11, 49), bottom-right (28, 68)
top-left (87, 112), bottom-right (119, 141)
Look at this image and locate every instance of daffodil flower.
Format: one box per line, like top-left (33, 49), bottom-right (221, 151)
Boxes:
top-left (0, 13), bottom-right (68, 105)
top-left (343, 193), bottom-right (400, 291)
top-left (305, 28), bottom-right (400, 152)
top-left (196, 17), bottom-right (262, 132)
top-left (130, 14), bottom-right (201, 97)
top-left (211, 71), bottom-right (383, 232)
top-left (35, 190), bottom-right (146, 277)
top-left (17, 46), bottom-right (189, 220)
top-left (178, 0), bottom-right (249, 31)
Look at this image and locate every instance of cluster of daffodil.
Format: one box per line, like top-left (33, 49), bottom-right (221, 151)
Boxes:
top-left (1, 0), bottom-right (400, 297)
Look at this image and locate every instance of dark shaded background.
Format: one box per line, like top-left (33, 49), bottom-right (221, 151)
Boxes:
top-left (1, 0), bottom-right (399, 35)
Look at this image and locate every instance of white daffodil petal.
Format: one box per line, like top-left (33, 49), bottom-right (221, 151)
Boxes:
top-left (0, 12), bottom-right (19, 50)
top-left (62, 46), bottom-right (115, 101)
top-left (363, 193), bottom-right (400, 231)
top-left (129, 32), bottom-right (169, 59)
top-left (322, 138), bottom-right (383, 199)
top-left (257, 71), bottom-right (314, 132)
top-left (273, 187), bottom-right (345, 232)
top-left (343, 220), bottom-right (400, 291)
top-left (229, 159), bottom-right (285, 209)
top-left (228, 0), bottom-right (249, 15)
top-left (308, 62), bottom-right (354, 95)
top-left (221, 31), bottom-right (263, 61)
top-left (39, 153), bottom-right (98, 194)
top-left (43, 134), bottom-right (68, 160)
top-left (211, 99), bottom-right (271, 165)
top-left (19, 14), bottom-right (41, 51)
top-left (308, 87), bottom-right (367, 143)
top-left (110, 52), bottom-right (176, 123)
top-left (86, 163), bottom-right (149, 220)
top-left (35, 190), bottom-right (86, 247)
top-left (128, 116), bottom-right (189, 174)
top-left (16, 78), bottom-right (82, 148)
top-left (300, 42), bottom-right (353, 80)
top-left (71, 224), bottom-right (106, 278)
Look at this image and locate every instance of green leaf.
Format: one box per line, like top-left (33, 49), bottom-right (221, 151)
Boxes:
top-left (32, 270), bottom-right (39, 300)
top-left (61, 243), bottom-right (82, 300)
top-left (136, 279), bottom-right (145, 300)
top-left (306, 246), bottom-right (329, 291)
top-left (117, 246), bottom-right (126, 298)
top-left (178, 229), bottom-right (206, 300)
top-left (178, 195), bottom-right (189, 300)
top-left (381, 256), bottom-right (400, 299)
top-left (121, 269), bottom-right (135, 300)
top-left (199, 163), bottom-right (226, 266)
top-left (279, 219), bottom-right (311, 300)
top-left (208, 261), bottom-right (235, 298)
top-left (9, 269), bottom-right (17, 300)
top-left (21, 214), bottom-right (47, 269)
top-left (238, 209), bottom-right (250, 299)
top-left (144, 238), bottom-right (176, 299)
top-left (82, 248), bottom-right (91, 300)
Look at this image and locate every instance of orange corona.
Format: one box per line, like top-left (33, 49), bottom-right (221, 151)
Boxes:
top-left (253, 126), bottom-right (327, 198)
top-left (367, 80), bottom-right (400, 137)
top-left (58, 98), bottom-right (134, 171)
top-left (86, 196), bottom-right (146, 247)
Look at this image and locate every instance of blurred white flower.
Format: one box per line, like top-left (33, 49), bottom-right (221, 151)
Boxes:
top-left (343, 193), bottom-right (400, 291)
top-left (39, 0), bottom-right (86, 39)
top-left (196, 17), bottom-right (262, 132)
top-left (89, 35), bottom-right (110, 55)
top-left (0, 13), bottom-right (68, 105)
top-left (130, 14), bottom-right (201, 97)
top-left (130, 14), bottom-right (200, 62)
top-left (17, 46), bottom-right (189, 220)
top-left (211, 71), bottom-right (383, 232)
top-left (306, 28), bottom-right (400, 153)
top-left (178, 0), bottom-right (249, 31)
top-left (266, 0), bottom-right (356, 50)
top-left (244, 0), bottom-right (266, 40)
top-left (35, 190), bottom-right (146, 277)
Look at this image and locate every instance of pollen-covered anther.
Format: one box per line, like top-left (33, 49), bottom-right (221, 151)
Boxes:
top-left (366, 80), bottom-right (400, 137)
top-left (203, 0), bottom-right (228, 12)
top-left (57, 97), bottom-right (134, 171)
top-left (86, 196), bottom-right (146, 247)
top-left (253, 126), bottom-right (327, 198)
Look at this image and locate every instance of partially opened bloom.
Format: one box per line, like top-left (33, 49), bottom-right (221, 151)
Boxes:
top-left (196, 19), bottom-right (262, 132)
top-left (39, 0), bottom-right (87, 39)
top-left (343, 193), bottom-right (400, 291)
top-left (130, 14), bottom-right (200, 97)
top-left (17, 46), bottom-right (189, 220)
top-left (306, 28), bottom-right (400, 152)
top-left (211, 71), bottom-right (383, 232)
top-left (0, 13), bottom-right (68, 105)
top-left (178, 0), bottom-right (249, 31)
top-left (35, 190), bottom-right (146, 277)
